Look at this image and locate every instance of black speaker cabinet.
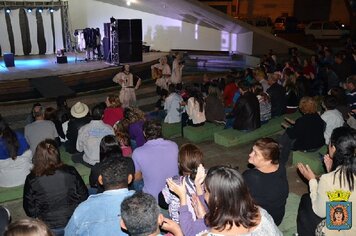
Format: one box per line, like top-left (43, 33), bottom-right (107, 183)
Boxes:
top-left (4, 53), bottom-right (15, 67)
top-left (103, 37), bottom-right (111, 62)
top-left (57, 56), bottom-right (68, 64)
top-left (118, 42), bottom-right (143, 63)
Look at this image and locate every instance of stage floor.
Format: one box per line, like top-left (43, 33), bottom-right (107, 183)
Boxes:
top-left (0, 52), bottom-right (167, 81)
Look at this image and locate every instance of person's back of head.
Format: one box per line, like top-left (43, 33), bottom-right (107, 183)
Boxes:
top-left (143, 120), bottom-right (162, 141)
top-left (44, 107), bottom-right (57, 122)
top-left (32, 139), bottom-right (62, 177)
top-left (238, 80), bottom-right (250, 94)
top-left (4, 219), bottom-right (54, 236)
top-left (322, 95), bottom-right (339, 111)
top-left (329, 127), bottom-right (356, 191)
top-left (0, 115), bottom-right (19, 160)
top-left (99, 135), bottom-right (123, 162)
top-left (178, 143), bottom-right (203, 180)
top-left (32, 105), bottom-right (45, 120)
top-left (204, 165), bottom-right (258, 230)
top-left (168, 84), bottom-right (176, 94)
top-left (346, 75), bottom-right (356, 90)
top-left (120, 192), bottom-right (160, 236)
top-left (99, 157), bottom-right (131, 190)
top-left (92, 104), bottom-right (106, 120)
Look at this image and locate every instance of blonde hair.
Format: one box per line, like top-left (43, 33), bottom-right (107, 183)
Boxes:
top-left (4, 219), bottom-right (54, 236)
top-left (107, 94), bottom-right (122, 108)
top-left (299, 96), bottom-right (318, 114)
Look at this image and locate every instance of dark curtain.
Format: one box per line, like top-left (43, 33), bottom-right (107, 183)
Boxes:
top-left (36, 10), bottom-right (46, 55)
top-left (51, 12), bottom-right (56, 53)
top-left (5, 13), bottom-right (15, 54)
top-left (19, 8), bottom-right (31, 55)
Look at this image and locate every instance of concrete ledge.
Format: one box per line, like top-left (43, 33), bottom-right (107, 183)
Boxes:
top-left (162, 122), bottom-right (182, 139)
top-left (183, 122), bottom-right (225, 143)
top-left (292, 146), bottom-right (327, 176)
top-left (214, 113), bottom-right (301, 148)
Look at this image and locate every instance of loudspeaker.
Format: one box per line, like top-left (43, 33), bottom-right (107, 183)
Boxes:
top-left (4, 53), bottom-right (15, 67)
top-left (118, 42), bottom-right (143, 63)
top-left (117, 20), bottom-right (131, 42)
top-left (57, 56), bottom-right (68, 64)
top-left (130, 19), bottom-right (142, 41)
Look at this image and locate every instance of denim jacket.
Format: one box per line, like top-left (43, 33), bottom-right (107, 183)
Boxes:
top-left (65, 188), bottom-right (134, 236)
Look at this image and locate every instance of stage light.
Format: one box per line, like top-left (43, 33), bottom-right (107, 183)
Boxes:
top-left (5, 8), bottom-right (11, 14)
top-left (38, 8), bottom-right (43, 13)
top-left (27, 8), bottom-right (32, 13)
top-left (49, 8), bottom-right (54, 13)
top-left (126, 0), bottom-right (131, 6)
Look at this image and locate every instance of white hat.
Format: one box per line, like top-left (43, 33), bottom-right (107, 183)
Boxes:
top-left (71, 102), bottom-right (89, 118)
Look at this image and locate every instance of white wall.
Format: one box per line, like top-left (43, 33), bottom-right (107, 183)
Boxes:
top-left (67, 0), bottom-right (238, 52)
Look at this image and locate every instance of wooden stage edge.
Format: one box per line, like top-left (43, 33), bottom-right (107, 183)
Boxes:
top-left (0, 52), bottom-right (168, 103)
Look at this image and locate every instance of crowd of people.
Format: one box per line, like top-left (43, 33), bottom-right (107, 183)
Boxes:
top-left (0, 39), bottom-right (356, 236)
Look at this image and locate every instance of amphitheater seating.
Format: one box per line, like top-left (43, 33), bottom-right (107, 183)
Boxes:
top-left (162, 122), bottom-right (181, 139)
top-left (0, 147), bottom-right (91, 203)
top-left (214, 112), bottom-right (301, 147)
top-left (183, 122), bottom-right (225, 143)
top-left (292, 145), bottom-right (327, 176)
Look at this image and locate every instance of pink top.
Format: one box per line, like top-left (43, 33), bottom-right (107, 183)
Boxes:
top-left (102, 107), bottom-right (124, 127)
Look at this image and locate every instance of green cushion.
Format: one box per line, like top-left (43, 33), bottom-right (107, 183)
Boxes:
top-left (292, 146), bottom-right (327, 176)
top-left (0, 147), bottom-right (91, 203)
top-left (162, 122), bottom-right (181, 139)
top-left (183, 122), bottom-right (225, 143)
top-left (278, 193), bottom-right (301, 235)
top-left (214, 113), bottom-right (301, 147)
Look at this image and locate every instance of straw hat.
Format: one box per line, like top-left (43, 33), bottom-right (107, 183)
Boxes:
top-left (71, 102), bottom-right (89, 118)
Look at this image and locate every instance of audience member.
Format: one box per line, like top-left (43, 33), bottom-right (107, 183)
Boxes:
top-left (76, 104), bottom-right (114, 166)
top-left (44, 107), bottom-right (66, 141)
top-left (0, 115), bottom-right (31, 187)
top-left (121, 192), bottom-right (183, 236)
top-left (205, 84), bottom-right (225, 123)
top-left (23, 139), bottom-right (88, 234)
top-left (0, 206), bottom-right (10, 235)
top-left (89, 135), bottom-right (135, 193)
top-left (164, 84), bottom-right (183, 124)
top-left (161, 143), bottom-right (203, 223)
top-left (254, 69), bottom-right (269, 92)
top-left (55, 96), bottom-right (70, 125)
top-left (230, 80), bottom-right (260, 131)
top-left (329, 86), bottom-right (350, 120)
top-left (333, 52), bottom-right (352, 83)
top-left (243, 138), bottom-right (289, 225)
top-left (25, 103), bottom-right (41, 124)
top-left (279, 97), bottom-right (325, 164)
top-left (65, 102), bottom-right (91, 154)
top-left (124, 107), bottom-right (146, 149)
top-left (24, 105), bottom-right (59, 153)
top-left (345, 75), bottom-right (356, 112)
top-left (4, 219), bottom-right (53, 236)
top-left (223, 76), bottom-right (238, 107)
top-left (267, 73), bottom-right (286, 117)
top-left (102, 94), bottom-right (124, 126)
top-left (65, 158), bottom-right (134, 236)
top-left (297, 127), bottom-right (356, 235)
top-left (183, 88), bottom-right (206, 127)
top-left (252, 82), bottom-right (271, 124)
top-left (114, 121), bottom-right (133, 157)
top-left (132, 121), bottom-right (178, 200)
top-left (320, 95), bottom-right (344, 145)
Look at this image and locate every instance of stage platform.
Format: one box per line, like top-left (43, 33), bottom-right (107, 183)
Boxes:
top-left (0, 52), bottom-right (168, 102)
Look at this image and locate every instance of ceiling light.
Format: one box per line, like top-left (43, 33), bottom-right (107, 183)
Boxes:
top-left (38, 8), bottom-right (43, 13)
top-left (50, 8), bottom-right (54, 13)
top-left (5, 8), bottom-right (11, 14)
top-left (27, 8), bottom-right (32, 13)
top-left (126, 1), bottom-right (131, 6)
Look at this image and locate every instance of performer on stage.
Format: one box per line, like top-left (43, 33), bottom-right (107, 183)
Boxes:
top-left (151, 56), bottom-right (171, 95)
top-left (170, 53), bottom-right (184, 85)
top-left (113, 65), bottom-right (141, 108)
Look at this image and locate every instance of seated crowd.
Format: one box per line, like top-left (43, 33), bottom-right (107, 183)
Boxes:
top-left (0, 40), bottom-right (356, 236)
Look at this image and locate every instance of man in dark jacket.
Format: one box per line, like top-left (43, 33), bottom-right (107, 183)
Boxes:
top-left (231, 81), bottom-right (260, 131)
top-left (267, 73), bottom-right (286, 117)
top-left (65, 102), bottom-right (91, 154)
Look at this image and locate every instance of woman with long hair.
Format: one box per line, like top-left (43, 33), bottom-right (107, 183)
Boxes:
top-left (252, 83), bottom-right (271, 124)
top-left (184, 87), bottom-right (206, 127)
top-left (297, 127), bottom-right (356, 235)
top-left (205, 84), bottom-right (225, 124)
top-left (23, 139), bottom-right (88, 234)
top-left (0, 115), bottom-right (31, 187)
top-left (243, 138), bottom-right (289, 225)
top-left (167, 165), bottom-right (282, 236)
top-left (123, 107), bottom-right (146, 149)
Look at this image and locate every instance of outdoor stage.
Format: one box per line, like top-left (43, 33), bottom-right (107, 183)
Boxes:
top-left (0, 52), bottom-right (167, 102)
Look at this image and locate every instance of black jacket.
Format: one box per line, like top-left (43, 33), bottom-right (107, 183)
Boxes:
top-left (267, 83), bottom-right (286, 117)
top-left (232, 92), bottom-right (260, 131)
top-left (65, 116), bottom-right (91, 154)
top-left (23, 165), bottom-right (88, 228)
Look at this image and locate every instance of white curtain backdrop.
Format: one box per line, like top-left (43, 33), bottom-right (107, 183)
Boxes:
top-left (41, 10), bottom-right (54, 54)
top-left (26, 10), bottom-right (39, 55)
top-left (9, 9), bottom-right (24, 56)
top-left (53, 9), bottom-right (64, 51)
top-left (0, 10), bottom-right (11, 55)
